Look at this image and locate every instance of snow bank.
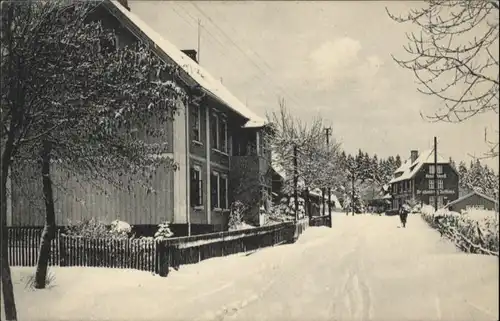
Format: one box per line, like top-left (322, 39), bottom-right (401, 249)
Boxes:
top-left (8, 215), bottom-right (498, 321)
top-left (420, 207), bottom-right (499, 256)
top-left (228, 222), bottom-right (256, 231)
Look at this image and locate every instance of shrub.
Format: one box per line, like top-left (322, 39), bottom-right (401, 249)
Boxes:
top-left (228, 201), bottom-right (245, 230)
top-left (154, 221), bottom-right (174, 240)
top-left (65, 218), bottom-right (111, 238)
top-left (110, 220), bottom-right (132, 238)
top-left (421, 207), bottom-right (499, 256)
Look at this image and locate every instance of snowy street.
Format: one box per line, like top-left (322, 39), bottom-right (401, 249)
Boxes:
top-left (11, 214), bottom-right (499, 321)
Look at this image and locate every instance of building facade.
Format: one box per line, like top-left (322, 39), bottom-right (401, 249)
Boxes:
top-left (8, 0), bottom-right (271, 233)
top-left (444, 191), bottom-right (499, 213)
top-left (389, 149), bottom-right (459, 210)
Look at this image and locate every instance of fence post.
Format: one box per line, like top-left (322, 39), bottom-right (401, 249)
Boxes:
top-left (59, 233), bottom-right (67, 267)
top-left (157, 241), bottom-right (169, 277)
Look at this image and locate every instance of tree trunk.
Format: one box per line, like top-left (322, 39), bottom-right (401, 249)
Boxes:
top-left (34, 141), bottom-right (56, 289)
top-left (351, 176), bottom-right (355, 216)
top-left (293, 145), bottom-right (298, 220)
top-left (1, 132), bottom-right (18, 321)
top-left (321, 188), bottom-right (326, 216)
top-left (1, 1), bottom-right (18, 318)
top-left (327, 187), bottom-right (332, 227)
top-left (304, 188), bottom-right (311, 221)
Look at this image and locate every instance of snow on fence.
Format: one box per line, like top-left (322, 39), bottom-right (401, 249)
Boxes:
top-left (7, 227), bottom-right (61, 266)
top-left (7, 219), bottom-right (312, 276)
top-left (309, 215), bottom-right (330, 227)
top-left (420, 206), bottom-right (499, 256)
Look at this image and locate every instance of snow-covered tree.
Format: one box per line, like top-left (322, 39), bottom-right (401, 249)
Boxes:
top-left (265, 98), bottom-right (345, 217)
top-left (1, 0), bottom-right (185, 302)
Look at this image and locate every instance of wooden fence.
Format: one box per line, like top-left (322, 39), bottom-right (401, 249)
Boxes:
top-left (7, 227), bottom-right (61, 266)
top-left (7, 218), bottom-right (312, 276)
top-left (309, 215), bottom-right (331, 227)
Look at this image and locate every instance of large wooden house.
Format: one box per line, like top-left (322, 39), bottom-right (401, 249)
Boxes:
top-left (388, 149), bottom-right (459, 211)
top-left (7, 0), bottom-right (271, 234)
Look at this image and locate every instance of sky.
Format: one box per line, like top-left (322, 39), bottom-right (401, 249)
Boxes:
top-left (129, 1), bottom-right (499, 171)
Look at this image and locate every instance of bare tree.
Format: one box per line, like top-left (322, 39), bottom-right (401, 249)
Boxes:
top-left (388, 0), bottom-right (499, 156)
top-left (265, 98), bottom-right (345, 216)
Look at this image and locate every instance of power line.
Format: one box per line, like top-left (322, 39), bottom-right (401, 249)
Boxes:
top-left (189, 2), bottom-right (306, 109)
top-left (173, 2), bottom-right (268, 88)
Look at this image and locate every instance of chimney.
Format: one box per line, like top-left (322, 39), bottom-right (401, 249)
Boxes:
top-left (410, 150), bottom-right (419, 163)
top-left (117, 0), bottom-right (131, 11)
top-left (181, 49), bottom-right (198, 63)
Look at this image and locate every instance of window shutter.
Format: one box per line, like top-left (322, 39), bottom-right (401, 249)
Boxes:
top-left (199, 179), bottom-right (203, 206)
top-left (190, 168), bottom-right (196, 207)
top-left (211, 174), bottom-right (218, 208)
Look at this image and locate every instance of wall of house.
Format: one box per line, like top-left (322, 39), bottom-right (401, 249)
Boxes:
top-left (414, 163), bottom-right (459, 206)
top-left (185, 96), bottom-right (249, 229)
top-left (10, 161), bottom-right (175, 226)
top-left (448, 195), bottom-right (498, 212)
top-left (9, 4), bottom-right (181, 227)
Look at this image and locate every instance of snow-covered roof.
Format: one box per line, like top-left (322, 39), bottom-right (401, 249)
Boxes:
top-left (307, 188), bottom-right (342, 209)
top-left (108, 1), bottom-right (267, 128)
top-left (444, 191), bottom-right (498, 208)
top-left (389, 149), bottom-right (449, 184)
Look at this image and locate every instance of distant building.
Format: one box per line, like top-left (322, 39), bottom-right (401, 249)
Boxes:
top-left (444, 190), bottom-right (499, 213)
top-left (389, 149), bottom-right (459, 211)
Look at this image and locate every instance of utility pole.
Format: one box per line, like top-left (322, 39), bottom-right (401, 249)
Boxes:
top-left (197, 19), bottom-right (201, 63)
top-left (325, 127), bottom-right (332, 227)
top-left (293, 144), bottom-right (298, 221)
top-left (434, 136), bottom-right (438, 211)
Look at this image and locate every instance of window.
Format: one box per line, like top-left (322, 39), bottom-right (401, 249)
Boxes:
top-left (437, 179), bottom-right (444, 190)
top-left (219, 119), bottom-right (227, 153)
top-left (211, 172), bottom-right (219, 209)
top-left (190, 167), bottom-right (203, 207)
top-left (437, 165), bottom-right (443, 174)
top-left (219, 175), bottom-right (228, 209)
top-left (429, 165), bottom-right (435, 174)
top-left (258, 131), bottom-right (268, 157)
top-left (210, 112), bottom-right (228, 153)
top-left (428, 179), bottom-right (435, 190)
top-left (437, 196), bottom-right (444, 208)
top-left (210, 171), bottom-right (229, 209)
top-left (429, 196), bottom-right (435, 206)
top-left (210, 113), bottom-right (218, 149)
top-left (192, 105), bottom-right (201, 142)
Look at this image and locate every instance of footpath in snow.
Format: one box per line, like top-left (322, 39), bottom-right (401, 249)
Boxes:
top-left (6, 214), bottom-right (499, 321)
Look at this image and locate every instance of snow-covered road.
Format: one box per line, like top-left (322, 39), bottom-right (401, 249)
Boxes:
top-left (9, 214), bottom-right (499, 321)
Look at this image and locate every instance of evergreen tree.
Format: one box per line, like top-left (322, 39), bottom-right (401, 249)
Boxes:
top-left (395, 155), bottom-right (402, 168)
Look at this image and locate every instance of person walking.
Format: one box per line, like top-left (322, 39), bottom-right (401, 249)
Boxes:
top-left (399, 201), bottom-right (410, 228)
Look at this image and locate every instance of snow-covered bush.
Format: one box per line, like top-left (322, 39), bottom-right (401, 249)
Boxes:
top-left (66, 218), bottom-right (133, 239)
top-left (66, 218), bottom-right (113, 238)
top-left (154, 221), bottom-right (174, 240)
top-left (110, 220), bottom-right (132, 238)
top-left (421, 207), bottom-right (499, 256)
top-left (228, 200), bottom-right (245, 230)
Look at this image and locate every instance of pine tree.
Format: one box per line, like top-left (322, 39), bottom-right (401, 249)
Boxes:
top-left (395, 155), bottom-right (402, 168)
